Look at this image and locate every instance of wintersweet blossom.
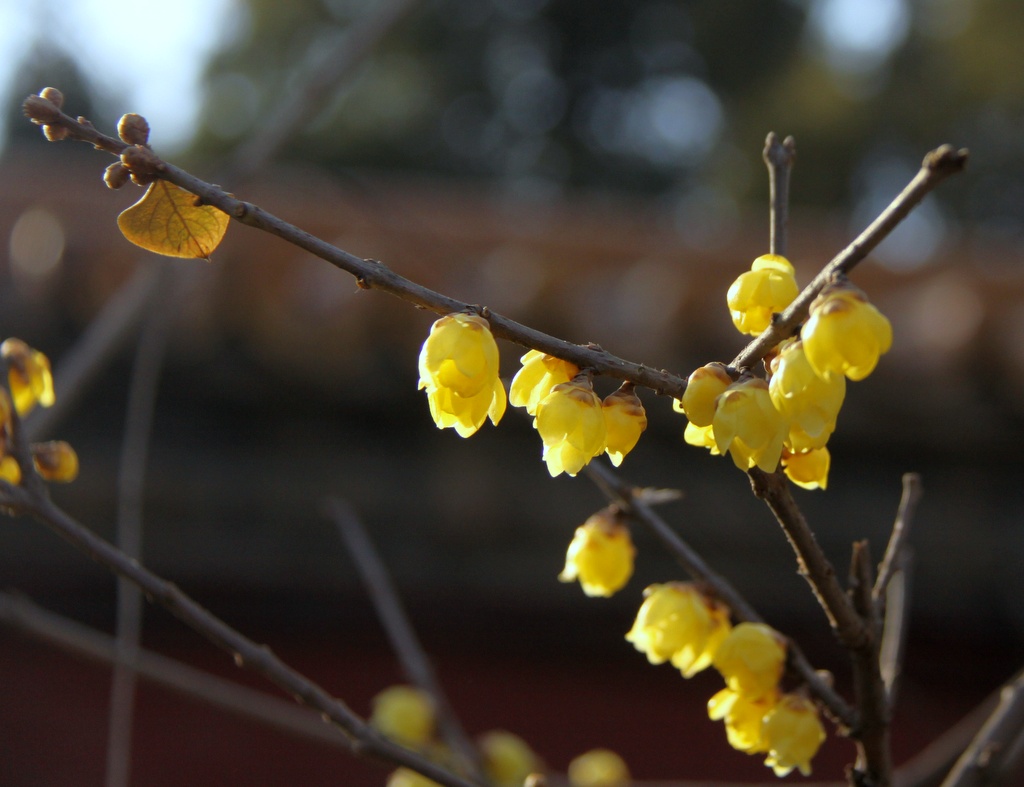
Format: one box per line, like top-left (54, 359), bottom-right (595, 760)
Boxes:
top-left (602, 384), bottom-right (647, 466)
top-left (782, 447), bottom-right (831, 490)
top-left (559, 512), bottom-right (634, 597)
top-left (727, 254), bottom-right (799, 335)
top-left (369, 685), bottom-right (435, 746)
top-left (509, 349), bottom-right (579, 416)
top-left (801, 282), bottom-right (892, 381)
top-left (712, 379), bottom-right (788, 473)
top-left (1, 338), bottom-right (55, 415)
top-left (712, 622), bottom-right (787, 700)
top-left (676, 363), bottom-right (732, 427)
top-left (535, 377), bottom-right (606, 477)
top-left (417, 313), bottom-right (506, 437)
top-left (769, 340), bottom-right (845, 452)
top-left (708, 687), bottom-right (779, 754)
top-left (683, 421), bottom-right (720, 454)
top-left (478, 730), bottom-right (541, 787)
top-left (625, 582), bottom-right (732, 677)
top-left (567, 749), bottom-right (631, 787)
top-left (761, 694), bottom-right (827, 777)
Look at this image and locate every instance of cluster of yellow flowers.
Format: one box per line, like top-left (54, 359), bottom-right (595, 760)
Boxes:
top-left (373, 684), bottom-right (630, 787)
top-left (559, 522), bottom-right (826, 777)
top-left (0, 338), bottom-right (78, 486)
top-left (418, 316), bottom-right (647, 477)
top-left (679, 254), bottom-right (892, 489)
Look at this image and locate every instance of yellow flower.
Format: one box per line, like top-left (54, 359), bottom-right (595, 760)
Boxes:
top-left (625, 582), bottom-right (732, 677)
top-left (509, 350), bottom-right (579, 416)
top-left (559, 512), bottom-right (634, 597)
top-left (782, 447), bottom-right (830, 490)
top-left (31, 440), bottom-right (79, 483)
top-left (535, 378), bottom-right (606, 477)
top-left (712, 379), bottom-right (787, 473)
top-left (0, 455), bottom-right (20, 485)
top-left (677, 363), bottom-right (732, 427)
top-left (478, 730), bottom-right (542, 787)
top-left (712, 622), bottom-right (786, 700)
top-left (386, 768), bottom-right (441, 787)
top-left (708, 687), bottom-right (779, 754)
top-left (418, 314), bottom-right (506, 437)
top-left (567, 749), bottom-right (630, 787)
top-left (801, 282), bottom-right (892, 381)
top-left (769, 340), bottom-right (845, 452)
top-left (1, 338), bottom-right (56, 416)
top-left (369, 685), bottom-right (435, 747)
top-left (761, 694), bottom-right (827, 777)
top-left (727, 254), bottom-right (799, 336)
top-left (683, 421), bottom-right (720, 454)
top-left (602, 384), bottom-right (647, 467)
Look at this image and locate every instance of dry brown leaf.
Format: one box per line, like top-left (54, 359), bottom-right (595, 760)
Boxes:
top-left (117, 181), bottom-right (229, 259)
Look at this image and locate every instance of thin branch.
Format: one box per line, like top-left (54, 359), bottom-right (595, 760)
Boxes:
top-left (585, 460), bottom-right (857, 731)
top-left (849, 540), bottom-right (891, 787)
top-left (763, 133), bottom-right (796, 257)
top-left (0, 483), bottom-right (481, 787)
top-left (874, 474), bottom-right (923, 603)
top-left (0, 591), bottom-right (352, 750)
top-left (327, 498), bottom-right (486, 783)
top-left (732, 145), bottom-right (968, 371)
top-left (748, 469), bottom-right (869, 651)
top-left (941, 669), bottom-right (1024, 787)
top-left (878, 557), bottom-right (912, 709)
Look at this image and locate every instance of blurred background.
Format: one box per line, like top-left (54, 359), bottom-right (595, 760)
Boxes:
top-left (1, 0), bottom-right (1024, 784)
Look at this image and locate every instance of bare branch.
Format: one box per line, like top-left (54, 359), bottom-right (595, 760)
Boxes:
top-left (874, 473), bottom-right (923, 603)
top-left (327, 498), bottom-right (486, 782)
top-left (764, 132), bottom-right (796, 257)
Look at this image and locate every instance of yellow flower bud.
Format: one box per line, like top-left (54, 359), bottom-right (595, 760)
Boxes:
top-left (602, 384), bottom-right (646, 467)
top-left (712, 623), bottom-right (787, 700)
top-left (30, 441), bottom-right (79, 483)
top-left (801, 282), bottom-right (892, 381)
top-left (535, 378), bottom-right (606, 477)
top-left (708, 687), bottom-right (779, 754)
top-left (712, 379), bottom-right (787, 473)
top-left (761, 693), bottom-right (827, 777)
top-left (559, 512), bottom-right (634, 597)
top-left (782, 447), bottom-right (830, 490)
top-left (478, 730), bottom-right (542, 787)
top-left (727, 254), bottom-right (799, 336)
top-left (386, 768), bottom-right (442, 787)
top-left (370, 685), bottom-right (435, 747)
top-left (626, 582), bottom-right (732, 677)
top-left (769, 340), bottom-right (845, 452)
top-left (418, 314), bottom-right (506, 437)
top-left (0, 455), bottom-right (21, 485)
top-left (1, 338), bottom-right (56, 416)
top-left (567, 749), bottom-right (630, 787)
top-left (678, 363), bottom-right (732, 427)
top-left (509, 350), bottom-right (579, 416)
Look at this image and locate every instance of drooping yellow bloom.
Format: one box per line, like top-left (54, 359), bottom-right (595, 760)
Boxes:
top-left (535, 378), bottom-right (606, 477)
top-left (712, 379), bottom-right (788, 473)
top-left (708, 687), bottom-right (779, 754)
top-left (727, 254), bottom-right (799, 336)
top-left (1, 338), bottom-right (56, 416)
top-left (769, 340), bottom-right (845, 452)
top-left (478, 730), bottom-right (542, 787)
top-left (782, 447), bottom-right (830, 490)
top-left (509, 350), bottom-right (579, 416)
top-left (761, 694), bottom-right (827, 777)
top-left (625, 582), bottom-right (732, 677)
top-left (559, 512), bottom-right (634, 597)
top-left (683, 421), bottom-right (720, 454)
top-left (0, 455), bottom-right (20, 485)
top-left (602, 384), bottom-right (647, 467)
top-left (369, 685), bottom-right (435, 747)
top-left (712, 622), bottom-right (787, 700)
top-left (386, 768), bottom-right (441, 787)
top-left (801, 282), bottom-right (892, 381)
top-left (677, 363), bottom-right (732, 427)
top-left (567, 749), bottom-right (630, 787)
top-left (417, 313), bottom-right (506, 437)
top-left (31, 440), bottom-right (79, 483)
